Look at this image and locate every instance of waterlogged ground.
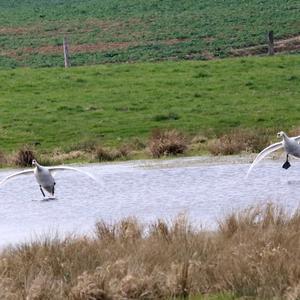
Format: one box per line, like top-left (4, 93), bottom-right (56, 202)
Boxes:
top-left (0, 156), bottom-right (300, 247)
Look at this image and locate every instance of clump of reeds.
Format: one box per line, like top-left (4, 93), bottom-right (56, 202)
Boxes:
top-left (148, 129), bottom-right (187, 158)
top-left (13, 145), bottom-right (35, 167)
top-left (208, 128), bottom-right (271, 155)
top-left (94, 145), bottom-right (130, 162)
top-left (1, 204), bottom-right (300, 299)
top-left (0, 151), bottom-right (7, 166)
top-left (289, 127), bottom-right (300, 137)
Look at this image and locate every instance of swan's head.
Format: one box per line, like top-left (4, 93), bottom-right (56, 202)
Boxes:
top-left (277, 131), bottom-right (285, 139)
top-left (32, 159), bottom-right (37, 166)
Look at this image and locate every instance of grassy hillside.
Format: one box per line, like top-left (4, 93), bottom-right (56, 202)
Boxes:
top-left (0, 55), bottom-right (299, 153)
top-left (0, 0), bottom-right (299, 68)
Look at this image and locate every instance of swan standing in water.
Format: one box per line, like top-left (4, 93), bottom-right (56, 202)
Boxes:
top-left (247, 131), bottom-right (300, 177)
top-left (0, 159), bottom-right (97, 198)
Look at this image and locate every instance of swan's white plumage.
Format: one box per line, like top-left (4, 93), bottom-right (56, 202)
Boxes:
top-left (0, 169), bottom-right (34, 186)
top-left (48, 165), bottom-right (97, 181)
top-left (246, 132), bottom-right (300, 178)
top-left (246, 141), bottom-right (283, 178)
top-left (0, 160), bottom-right (97, 196)
top-left (294, 135), bottom-right (300, 143)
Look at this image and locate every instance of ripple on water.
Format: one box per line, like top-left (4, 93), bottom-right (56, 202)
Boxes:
top-left (0, 158), bottom-right (299, 246)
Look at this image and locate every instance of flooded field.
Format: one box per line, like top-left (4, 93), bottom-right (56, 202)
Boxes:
top-left (0, 156), bottom-right (300, 247)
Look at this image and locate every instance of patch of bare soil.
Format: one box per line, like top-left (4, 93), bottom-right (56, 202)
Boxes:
top-left (85, 18), bottom-right (143, 31)
top-left (163, 38), bottom-right (190, 45)
top-left (230, 35), bottom-right (300, 56)
top-left (0, 25), bottom-right (42, 35)
top-left (1, 38), bottom-right (190, 58)
top-left (0, 18), bottom-right (143, 37)
top-left (201, 50), bottom-right (215, 60)
top-left (1, 42), bottom-right (136, 57)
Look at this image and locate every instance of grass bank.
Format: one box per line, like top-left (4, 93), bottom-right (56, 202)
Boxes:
top-left (0, 55), bottom-right (299, 162)
top-left (1, 204), bottom-right (300, 299)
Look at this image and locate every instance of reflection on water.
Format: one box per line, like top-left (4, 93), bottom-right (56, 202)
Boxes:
top-left (0, 157), bottom-right (300, 246)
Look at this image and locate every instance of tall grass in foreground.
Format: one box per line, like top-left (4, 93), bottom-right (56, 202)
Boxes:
top-left (2, 204), bottom-right (300, 299)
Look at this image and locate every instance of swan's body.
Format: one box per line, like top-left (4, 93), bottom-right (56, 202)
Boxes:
top-left (246, 131), bottom-right (300, 177)
top-left (0, 160), bottom-right (96, 197)
top-left (34, 162), bottom-right (56, 195)
top-left (282, 133), bottom-right (300, 157)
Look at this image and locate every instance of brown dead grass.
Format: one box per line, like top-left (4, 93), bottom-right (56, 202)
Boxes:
top-left (1, 204), bottom-right (300, 299)
top-left (148, 129), bottom-right (187, 158)
top-left (207, 128), bottom-right (271, 155)
top-left (94, 145), bottom-right (130, 162)
top-left (0, 151), bottom-right (7, 166)
top-left (12, 146), bottom-right (35, 167)
top-left (0, 128), bottom-right (283, 167)
top-left (288, 127), bottom-right (300, 137)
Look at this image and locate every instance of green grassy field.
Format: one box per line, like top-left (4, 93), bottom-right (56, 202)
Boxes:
top-left (0, 55), bottom-right (299, 154)
top-left (0, 0), bottom-right (299, 67)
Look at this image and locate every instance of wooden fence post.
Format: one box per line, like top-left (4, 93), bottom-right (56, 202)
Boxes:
top-left (63, 36), bottom-right (70, 68)
top-left (267, 31), bottom-right (274, 56)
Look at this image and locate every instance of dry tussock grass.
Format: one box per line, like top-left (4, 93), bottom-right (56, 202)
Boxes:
top-left (94, 145), bottom-right (130, 162)
top-left (12, 146), bottom-right (35, 167)
top-left (208, 128), bottom-right (271, 155)
top-left (0, 128), bottom-right (286, 166)
top-left (148, 129), bottom-right (187, 158)
top-left (0, 151), bottom-right (8, 166)
top-left (1, 204), bottom-right (300, 299)
top-left (289, 127), bottom-right (300, 137)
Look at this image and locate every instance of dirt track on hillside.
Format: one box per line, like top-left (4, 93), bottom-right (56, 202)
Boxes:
top-left (0, 38), bottom-right (190, 58)
top-left (1, 20), bottom-right (299, 60)
top-left (230, 35), bottom-right (300, 56)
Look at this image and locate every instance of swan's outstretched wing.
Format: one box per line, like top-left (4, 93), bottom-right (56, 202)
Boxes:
top-left (293, 135), bottom-right (300, 143)
top-left (246, 142), bottom-right (283, 178)
top-left (48, 166), bottom-right (97, 181)
top-left (0, 169), bottom-right (34, 186)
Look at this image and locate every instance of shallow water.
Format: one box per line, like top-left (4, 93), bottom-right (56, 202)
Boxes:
top-left (0, 156), bottom-right (300, 247)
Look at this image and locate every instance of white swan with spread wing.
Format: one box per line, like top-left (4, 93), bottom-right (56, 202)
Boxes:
top-left (0, 159), bottom-right (97, 198)
top-left (247, 131), bottom-right (300, 177)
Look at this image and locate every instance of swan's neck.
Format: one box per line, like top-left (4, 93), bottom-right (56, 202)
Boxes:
top-left (282, 132), bottom-right (289, 141)
top-left (35, 163), bottom-right (42, 171)
top-left (282, 133), bottom-right (292, 145)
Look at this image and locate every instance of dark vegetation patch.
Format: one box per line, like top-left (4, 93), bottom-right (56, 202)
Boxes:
top-left (13, 146), bottom-right (35, 167)
top-left (152, 112), bottom-right (180, 122)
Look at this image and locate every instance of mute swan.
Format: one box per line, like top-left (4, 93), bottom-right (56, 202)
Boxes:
top-left (246, 131), bottom-right (300, 177)
top-left (0, 159), bottom-right (97, 197)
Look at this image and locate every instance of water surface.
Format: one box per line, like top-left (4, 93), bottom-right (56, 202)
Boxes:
top-left (0, 156), bottom-right (299, 247)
